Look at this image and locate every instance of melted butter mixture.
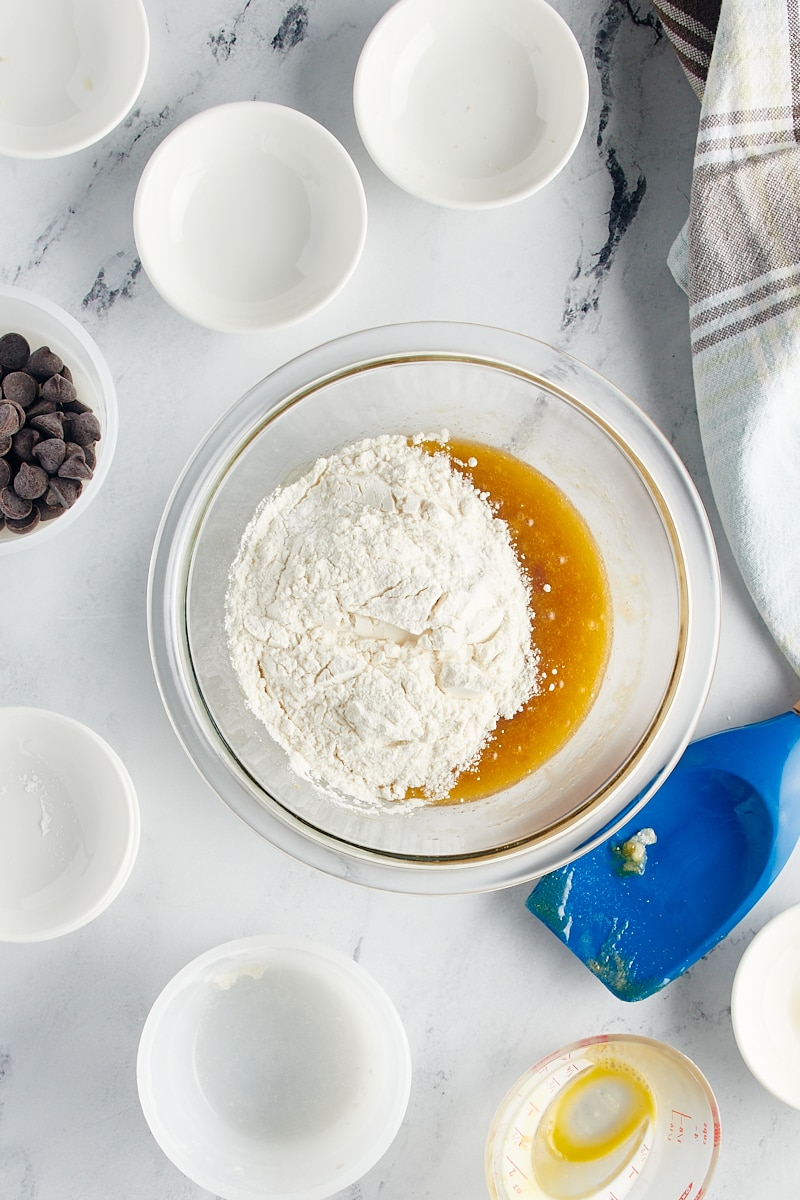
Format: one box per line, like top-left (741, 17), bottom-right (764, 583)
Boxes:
top-left (426, 438), bottom-right (612, 804)
top-left (533, 1060), bottom-right (656, 1199)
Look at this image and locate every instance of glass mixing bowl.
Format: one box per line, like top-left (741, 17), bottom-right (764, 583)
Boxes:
top-left (148, 323), bottom-right (720, 893)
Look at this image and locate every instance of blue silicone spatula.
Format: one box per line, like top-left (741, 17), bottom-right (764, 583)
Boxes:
top-left (527, 704), bottom-right (800, 1001)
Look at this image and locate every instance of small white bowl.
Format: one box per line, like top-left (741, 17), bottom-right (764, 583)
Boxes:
top-left (354, 0), bottom-right (589, 209)
top-left (0, 708), bottom-right (140, 942)
top-left (731, 904), bottom-right (800, 1108)
top-left (137, 936), bottom-right (412, 1200)
top-left (0, 284), bottom-right (118, 553)
top-left (134, 102), bottom-right (368, 334)
top-left (0, 0), bottom-right (149, 159)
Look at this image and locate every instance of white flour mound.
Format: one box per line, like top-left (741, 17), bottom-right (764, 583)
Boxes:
top-left (225, 434), bottom-right (540, 806)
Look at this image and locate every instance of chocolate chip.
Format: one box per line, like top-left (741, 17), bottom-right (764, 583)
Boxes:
top-left (0, 331), bottom-right (100, 538)
top-left (32, 437), bottom-right (66, 474)
top-left (25, 398), bottom-right (57, 418)
top-left (0, 400), bottom-right (21, 438)
top-left (2, 371), bottom-right (37, 406)
top-left (69, 411), bottom-right (102, 446)
top-left (13, 461), bottom-right (48, 500)
top-left (35, 498), bottom-right (64, 521)
top-left (0, 485), bottom-right (32, 519)
top-left (27, 346), bottom-right (63, 380)
top-left (58, 453), bottom-right (93, 481)
top-left (7, 399), bottom-right (26, 426)
top-left (6, 506), bottom-right (41, 534)
top-left (45, 477), bottom-right (80, 508)
top-left (41, 374), bottom-right (76, 405)
top-left (11, 427), bottom-right (40, 461)
top-left (0, 332), bottom-right (30, 371)
top-left (30, 412), bottom-right (64, 439)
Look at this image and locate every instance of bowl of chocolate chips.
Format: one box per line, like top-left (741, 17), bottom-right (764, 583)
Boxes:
top-left (0, 285), bottom-right (117, 550)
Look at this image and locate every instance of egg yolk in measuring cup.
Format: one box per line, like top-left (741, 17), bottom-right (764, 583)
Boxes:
top-left (532, 1060), bottom-right (656, 1198)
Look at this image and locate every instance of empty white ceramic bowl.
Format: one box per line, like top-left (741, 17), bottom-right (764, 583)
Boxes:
top-left (0, 284), bottom-right (118, 553)
top-left (354, 0), bottom-right (588, 208)
top-left (137, 936), bottom-right (412, 1200)
top-left (0, 0), bottom-right (149, 159)
top-left (731, 904), bottom-right (800, 1108)
top-left (0, 708), bottom-right (140, 942)
top-left (134, 102), bottom-right (368, 334)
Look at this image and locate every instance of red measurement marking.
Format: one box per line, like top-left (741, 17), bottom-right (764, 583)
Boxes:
top-left (677, 1182), bottom-right (694, 1200)
top-left (505, 1155), bottom-right (529, 1182)
top-left (669, 1109), bottom-right (692, 1144)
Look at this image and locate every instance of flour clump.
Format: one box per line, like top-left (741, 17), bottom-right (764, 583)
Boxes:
top-left (225, 434), bottom-right (540, 806)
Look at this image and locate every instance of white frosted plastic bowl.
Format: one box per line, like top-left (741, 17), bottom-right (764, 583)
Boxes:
top-left (354, 0), bottom-right (588, 208)
top-left (731, 904), bottom-right (800, 1108)
top-left (0, 0), bottom-right (149, 159)
top-left (134, 102), bottom-right (368, 333)
top-left (0, 707), bottom-right (140, 942)
top-left (148, 322), bottom-right (720, 894)
top-left (137, 936), bottom-right (412, 1200)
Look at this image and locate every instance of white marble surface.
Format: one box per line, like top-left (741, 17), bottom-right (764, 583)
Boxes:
top-left (1, 2), bottom-right (799, 1198)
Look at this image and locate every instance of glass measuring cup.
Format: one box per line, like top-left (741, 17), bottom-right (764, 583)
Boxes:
top-left (485, 1035), bottom-right (720, 1200)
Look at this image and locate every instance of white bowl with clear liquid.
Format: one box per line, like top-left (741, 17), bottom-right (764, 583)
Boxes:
top-left (0, 707), bottom-right (139, 942)
top-left (137, 936), bottom-right (412, 1200)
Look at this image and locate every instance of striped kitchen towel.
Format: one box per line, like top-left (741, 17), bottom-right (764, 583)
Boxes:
top-left (653, 0), bottom-right (800, 675)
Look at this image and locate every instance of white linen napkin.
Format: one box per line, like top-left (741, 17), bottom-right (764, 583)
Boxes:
top-left (655, 0), bottom-right (800, 675)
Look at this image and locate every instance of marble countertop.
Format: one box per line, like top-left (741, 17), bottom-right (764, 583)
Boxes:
top-left (2, 2), bottom-right (799, 1198)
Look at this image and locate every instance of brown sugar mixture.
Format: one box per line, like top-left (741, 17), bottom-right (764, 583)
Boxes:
top-left (432, 438), bottom-right (612, 803)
